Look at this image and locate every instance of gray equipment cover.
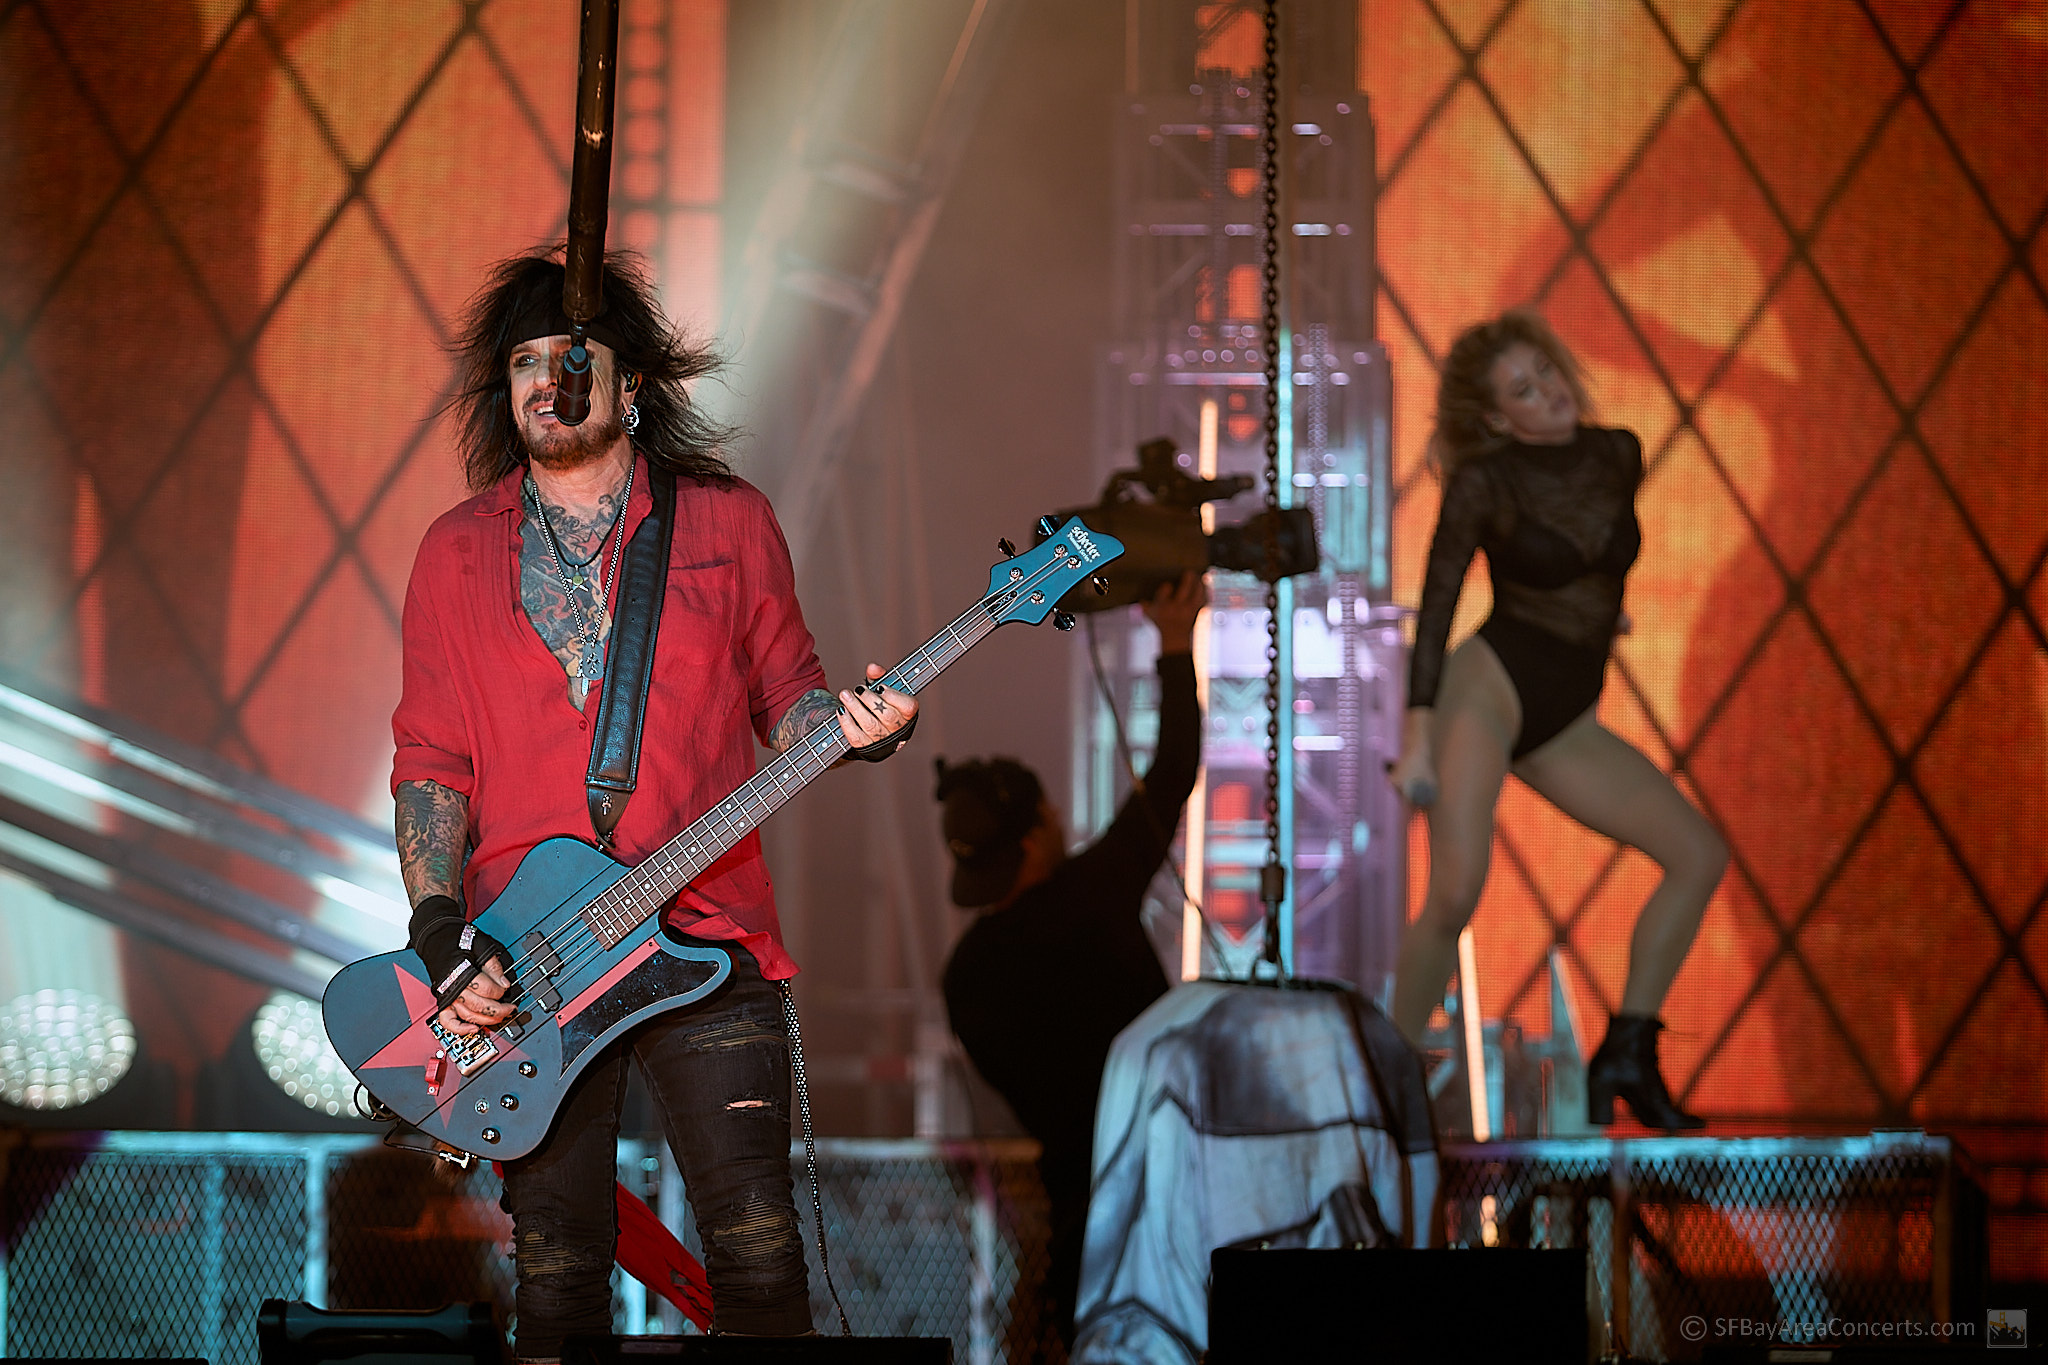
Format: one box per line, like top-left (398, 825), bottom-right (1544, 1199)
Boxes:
top-left (1073, 980), bottom-right (1439, 1364)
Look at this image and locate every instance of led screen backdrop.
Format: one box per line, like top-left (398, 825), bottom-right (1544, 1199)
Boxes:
top-left (0, 0), bottom-right (725, 1108)
top-left (1363, 0), bottom-right (2047, 1273)
top-left (0, 0), bottom-right (2042, 1276)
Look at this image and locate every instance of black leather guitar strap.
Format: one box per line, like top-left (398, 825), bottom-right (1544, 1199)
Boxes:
top-left (586, 467), bottom-right (677, 846)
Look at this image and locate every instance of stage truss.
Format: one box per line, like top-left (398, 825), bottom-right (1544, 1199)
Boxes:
top-left (1079, 0), bottom-right (1402, 995)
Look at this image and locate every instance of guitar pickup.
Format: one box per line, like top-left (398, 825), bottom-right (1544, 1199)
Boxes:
top-left (521, 930), bottom-right (565, 1012)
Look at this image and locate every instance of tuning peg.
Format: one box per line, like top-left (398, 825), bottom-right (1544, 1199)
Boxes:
top-left (1053, 611), bottom-right (1076, 632)
top-left (1091, 574), bottom-right (1109, 596)
top-left (1037, 514), bottom-right (1059, 538)
top-left (997, 537), bottom-right (1017, 559)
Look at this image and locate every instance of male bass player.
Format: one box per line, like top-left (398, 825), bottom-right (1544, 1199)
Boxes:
top-left (390, 248), bottom-right (915, 1357)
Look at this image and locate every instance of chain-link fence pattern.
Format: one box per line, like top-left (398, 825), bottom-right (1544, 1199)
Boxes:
top-left (624, 1138), bottom-right (1055, 1365)
top-left (0, 1128), bottom-right (1988, 1363)
top-left (0, 1134), bottom-right (325, 1364)
top-left (1438, 1133), bottom-right (1988, 1361)
top-left (1, 1131), bottom-right (1049, 1364)
top-left (320, 1142), bottom-right (516, 1323)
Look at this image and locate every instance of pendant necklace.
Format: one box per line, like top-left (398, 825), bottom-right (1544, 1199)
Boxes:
top-left (526, 459), bottom-right (634, 682)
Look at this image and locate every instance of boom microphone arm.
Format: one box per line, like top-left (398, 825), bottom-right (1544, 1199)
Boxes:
top-left (556, 0), bottom-right (622, 427)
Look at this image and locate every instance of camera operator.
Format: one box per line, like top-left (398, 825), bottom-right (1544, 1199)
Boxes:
top-left (936, 570), bottom-right (1206, 1348)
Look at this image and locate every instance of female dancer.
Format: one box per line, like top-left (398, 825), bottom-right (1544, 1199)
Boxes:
top-left (1386, 311), bottom-right (1728, 1131)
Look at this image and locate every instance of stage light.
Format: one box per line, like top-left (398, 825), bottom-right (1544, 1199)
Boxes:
top-left (253, 991), bottom-right (369, 1119)
top-left (0, 987), bottom-right (138, 1110)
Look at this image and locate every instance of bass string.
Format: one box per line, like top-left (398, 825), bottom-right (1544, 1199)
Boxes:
top-left (488, 707), bottom-right (842, 982)
top-left (479, 717), bottom-right (850, 1000)
top-left (422, 597), bottom-right (1019, 1026)
top-left (533, 557), bottom-right (1035, 976)
top-left (507, 548), bottom-right (1056, 986)
top-left (421, 545), bottom-right (1075, 1021)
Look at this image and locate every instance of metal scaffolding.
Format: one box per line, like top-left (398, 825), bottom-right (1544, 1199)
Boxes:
top-left (1083, 0), bottom-right (1405, 996)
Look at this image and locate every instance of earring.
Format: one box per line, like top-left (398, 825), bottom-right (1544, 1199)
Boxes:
top-left (623, 404), bottom-right (641, 436)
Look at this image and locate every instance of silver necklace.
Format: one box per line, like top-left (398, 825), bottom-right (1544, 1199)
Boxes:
top-left (526, 460), bottom-right (634, 681)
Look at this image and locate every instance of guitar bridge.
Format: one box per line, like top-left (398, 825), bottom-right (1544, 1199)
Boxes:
top-left (428, 1017), bottom-right (501, 1076)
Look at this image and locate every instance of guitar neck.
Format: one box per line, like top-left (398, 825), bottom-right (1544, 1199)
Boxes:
top-left (579, 594), bottom-right (1005, 948)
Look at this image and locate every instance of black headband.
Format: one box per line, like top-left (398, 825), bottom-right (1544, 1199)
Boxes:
top-left (509, 296), bottom-right (626, 353)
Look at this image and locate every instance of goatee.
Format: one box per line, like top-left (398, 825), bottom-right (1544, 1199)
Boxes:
top-left (523, 412), bottom-right (627, 472)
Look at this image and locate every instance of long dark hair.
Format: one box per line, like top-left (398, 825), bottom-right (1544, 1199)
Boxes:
top-left (447, 248), bottom-right (734, 492)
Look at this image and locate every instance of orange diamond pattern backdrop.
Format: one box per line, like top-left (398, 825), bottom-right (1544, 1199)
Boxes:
top-left (1364, 0), bottom-right (2047, 1274)
top-left (0, 0), bottom-right (726, 1099)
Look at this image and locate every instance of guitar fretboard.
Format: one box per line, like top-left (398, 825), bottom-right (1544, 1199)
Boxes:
top-left (579, 592), bottom-right (1011, 949)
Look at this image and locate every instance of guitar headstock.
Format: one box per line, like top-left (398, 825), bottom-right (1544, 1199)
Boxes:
top-left (983, 516), bottom-right (1125, 628)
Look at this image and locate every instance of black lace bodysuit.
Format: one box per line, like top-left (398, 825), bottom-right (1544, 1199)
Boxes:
top-left (1407, 425), bottom-right (1644, 757)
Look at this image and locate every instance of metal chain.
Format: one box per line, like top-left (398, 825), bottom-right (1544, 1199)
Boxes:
top-left (1257, 0), bottom-right (1288, 969)
top-left (781, 981), bottom-right (852, 1337)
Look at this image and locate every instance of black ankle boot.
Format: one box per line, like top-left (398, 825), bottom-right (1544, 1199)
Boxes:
top-left (1587, 1014), bottom-right (1703, 1131)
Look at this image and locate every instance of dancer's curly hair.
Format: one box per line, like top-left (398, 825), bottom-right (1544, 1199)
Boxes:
top-left (1430, 309), bottom-right (1591, 479)
top-left (447, 247), bottom-right (734, 492)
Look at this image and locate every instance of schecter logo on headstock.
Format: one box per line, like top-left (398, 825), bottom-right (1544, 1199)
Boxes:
top-left (1067, 525), bottom-right (1103, 561)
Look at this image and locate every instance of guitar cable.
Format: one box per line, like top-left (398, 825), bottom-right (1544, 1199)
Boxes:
top-left (780, 980), bottom-right (853, 1336)
top-left (1083, 613), bottom-right (1237, 979)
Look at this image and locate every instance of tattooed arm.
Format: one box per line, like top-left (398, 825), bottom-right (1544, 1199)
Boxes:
top-left (766, 671), bottom-right (917, 762)
top-left (767, 689), bottom-right (842, 754)
top-left (395, 779), bottom-right (470, 907)
top-left (397, 778), bottom-right (515, 1035)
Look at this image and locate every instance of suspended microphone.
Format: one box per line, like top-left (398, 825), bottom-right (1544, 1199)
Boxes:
top-left (555, 329), bottom-right (595, 426)
top-left (555, 0), bottom-right (620, 428)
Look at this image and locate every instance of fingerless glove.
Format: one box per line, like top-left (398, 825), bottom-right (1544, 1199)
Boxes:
top-left (408, 895), bottom-right (510, 1010)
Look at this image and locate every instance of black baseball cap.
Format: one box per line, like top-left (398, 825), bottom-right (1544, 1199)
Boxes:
top-left (934, 757), bottom-right (1044, 908)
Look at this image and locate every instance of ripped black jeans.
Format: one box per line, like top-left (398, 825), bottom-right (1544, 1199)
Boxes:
top-left (499, 948), bottom-right (811, 1358)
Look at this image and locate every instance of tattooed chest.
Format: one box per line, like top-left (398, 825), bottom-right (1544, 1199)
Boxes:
top-left (518, 517), bottom-right (613, 689)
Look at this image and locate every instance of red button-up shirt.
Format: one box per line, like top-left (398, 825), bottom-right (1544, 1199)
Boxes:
top-left (390, 455), bottom-right (827, 979)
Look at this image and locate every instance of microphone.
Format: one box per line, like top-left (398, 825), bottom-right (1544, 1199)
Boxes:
top-left (554, 0), bottom-right (620, 429)
top-left (555, 330), bottom-right (594, 427)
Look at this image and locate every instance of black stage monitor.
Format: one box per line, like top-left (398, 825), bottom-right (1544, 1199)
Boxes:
top-left (1209, 1248), bottom-right (1589, 1364)
top-left (1702, 1347), bottom-right (1996, 1363)
top-left (257, 1300), bottom-right (499, 1365)
top-left (565, 1336), bottom-right (953, 1364)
